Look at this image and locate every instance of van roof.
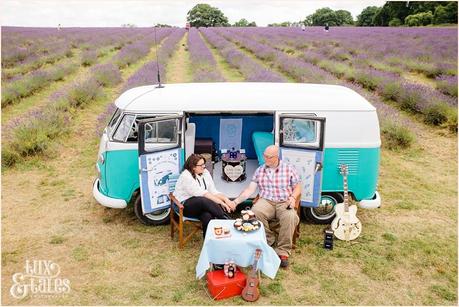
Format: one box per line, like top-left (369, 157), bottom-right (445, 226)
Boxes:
top-left (115, 83), bottom-right (376, 112)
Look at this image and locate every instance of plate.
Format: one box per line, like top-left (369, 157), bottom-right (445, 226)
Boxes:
top-left (233, 219), bottom-right (261, 232)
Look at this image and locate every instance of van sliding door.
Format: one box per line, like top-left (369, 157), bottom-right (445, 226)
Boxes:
top-left (138, 115), bottom-right (183, 214)
top-left (276, 113), bottom-right (326, 208)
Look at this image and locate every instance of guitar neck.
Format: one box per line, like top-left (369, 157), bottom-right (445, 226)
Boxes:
top-left (343, 173), bottom-right (349, 212)
top-left (250, 259), bottom-right (259, 276)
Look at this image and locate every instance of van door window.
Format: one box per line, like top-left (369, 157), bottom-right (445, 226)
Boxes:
top-left (281, 117), bottom-right (322, 149)
top-left (113, 114), bottom-right (136, 142)
top-left (145, 118), bottom-right (178, 144)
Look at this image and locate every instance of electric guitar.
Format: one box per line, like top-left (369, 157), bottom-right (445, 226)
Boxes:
top-left (241, 249), bottom-right (262, 302)
top-left (331, 164), bottom-right (362, 241)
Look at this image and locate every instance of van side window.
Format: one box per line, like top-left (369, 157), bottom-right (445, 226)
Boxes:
top-left (283, 118), bottom-right (317, 143)
top-left (113, 114), bottom-right (136, 142)
top-left (145, 119), bottom-right (178, 143)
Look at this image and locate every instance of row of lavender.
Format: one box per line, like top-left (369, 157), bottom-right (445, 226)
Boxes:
top-left (242, 27), bottom-right (457, 80)
top-left (270, 27), bottom-right (457, 98)
top-left (2, 28), bottom-right (175, 168)
top-left (1, 29), bottom-right (155, 108)
top-left (216, 27), bottom-right (457, 129)
top-left (2, 28), bottom-right (175, 108)
top-left (1, 27), bottom-right (152, 81)
top-left (1, 28), bottom-right (157, 107)
top-left (199, 28), bottom-right (286, 82)
top-left (236, 27), bottom-right (458, 98)
top-left (187, 28), bottom-right (225, 82)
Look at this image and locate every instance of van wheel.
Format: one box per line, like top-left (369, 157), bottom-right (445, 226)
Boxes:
top-left (134, 195), bottom-right (170, 226)
top-left (302, 193), bottom-right (343, 224)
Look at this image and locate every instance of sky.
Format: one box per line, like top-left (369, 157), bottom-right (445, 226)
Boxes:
top-left (1, 0), bottom-right (387, 27)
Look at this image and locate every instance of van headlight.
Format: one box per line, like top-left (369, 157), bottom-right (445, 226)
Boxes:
top-left (97, 153), bottom-right (105, 165)
top-left (95, 162), bottom-right (101, 176)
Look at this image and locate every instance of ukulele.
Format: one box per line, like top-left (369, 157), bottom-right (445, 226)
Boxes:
top-left (331, 164), bottom-right (362, 241)
top-left (241, 249), bottom-right (262, 302)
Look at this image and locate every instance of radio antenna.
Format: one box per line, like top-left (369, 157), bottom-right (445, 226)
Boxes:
top-left (154, 26), bottom-right (164, 88)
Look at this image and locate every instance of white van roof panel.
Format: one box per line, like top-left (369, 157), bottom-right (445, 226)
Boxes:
top-left (115, 83), bottom-right (376, 112)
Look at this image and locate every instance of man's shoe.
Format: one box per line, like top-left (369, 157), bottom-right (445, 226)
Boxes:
top-left (279, 255), bottom-right (289, 268)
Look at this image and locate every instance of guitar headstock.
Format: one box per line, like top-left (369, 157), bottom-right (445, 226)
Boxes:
top-left (339, 164), bottom-right (348, 176)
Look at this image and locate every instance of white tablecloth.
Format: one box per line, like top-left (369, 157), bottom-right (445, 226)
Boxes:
top-left (196, 219), bottom-right (281, 279)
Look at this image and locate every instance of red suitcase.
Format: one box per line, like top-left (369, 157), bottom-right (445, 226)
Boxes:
top-left (206, 268), bottom-right (246, 300)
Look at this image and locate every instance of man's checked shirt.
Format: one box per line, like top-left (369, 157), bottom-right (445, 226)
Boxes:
top-left (251, 160), bottom-right (300, 202)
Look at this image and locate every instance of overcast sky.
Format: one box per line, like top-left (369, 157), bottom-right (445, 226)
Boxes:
top-left (1, 0), bottom-right (387, 27)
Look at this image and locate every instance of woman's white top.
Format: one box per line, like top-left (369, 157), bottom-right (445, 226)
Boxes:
top-left (173, 169), bottom-right (220, 203)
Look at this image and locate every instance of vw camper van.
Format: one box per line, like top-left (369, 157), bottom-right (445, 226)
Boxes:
top-left (93, 83), bottom-right (381, 225)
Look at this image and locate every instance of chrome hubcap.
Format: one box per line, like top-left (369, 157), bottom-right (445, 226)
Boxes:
top-left (311, 196), bottom-right (336, 220)
top-left (145, 208), bottom-right (170, 221)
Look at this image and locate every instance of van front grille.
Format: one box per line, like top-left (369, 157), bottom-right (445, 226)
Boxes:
top-left (337, 149), bottom-right (359, 175)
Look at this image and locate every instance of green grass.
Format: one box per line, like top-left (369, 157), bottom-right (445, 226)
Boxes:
top-left (49, 235), bottom-right (66, 244)
top-left (72, 245), bottom-right (89, 261)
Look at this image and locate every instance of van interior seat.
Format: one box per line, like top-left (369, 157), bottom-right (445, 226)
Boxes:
top-left (185, 122), bottom-right (196, 160)
top-left (252, 131), bottom-right (274, 165)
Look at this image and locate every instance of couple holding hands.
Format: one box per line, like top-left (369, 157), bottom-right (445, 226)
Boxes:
top-left (173, 145), bottom-right (301, 267)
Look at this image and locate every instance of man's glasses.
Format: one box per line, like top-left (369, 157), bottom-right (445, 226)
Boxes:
top-left (196, 163), bottom-right (206, 167)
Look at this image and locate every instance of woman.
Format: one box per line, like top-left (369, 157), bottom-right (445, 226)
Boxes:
top-left (173, 154), bottom-right (236, 237)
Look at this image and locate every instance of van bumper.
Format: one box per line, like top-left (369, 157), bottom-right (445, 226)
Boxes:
top-left (93, 179), bottom-right (127, 209)
top-left (359, 191), bottom-right (381, 209)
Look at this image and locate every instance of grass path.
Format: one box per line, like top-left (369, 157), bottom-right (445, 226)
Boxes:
top-left (165, 32), bottom-right (192, 83)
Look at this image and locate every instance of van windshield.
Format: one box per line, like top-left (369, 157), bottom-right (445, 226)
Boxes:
top-left (107, 108), bottom-right (122, 135)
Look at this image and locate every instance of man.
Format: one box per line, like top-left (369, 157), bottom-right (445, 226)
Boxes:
top-left (233, 145), bottom-right (301, 268)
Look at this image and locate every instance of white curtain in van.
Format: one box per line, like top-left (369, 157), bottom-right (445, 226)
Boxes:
top-left (219, 118), bottom-right (242, 150)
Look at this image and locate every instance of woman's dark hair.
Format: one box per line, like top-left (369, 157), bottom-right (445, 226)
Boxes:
top-left (183, 154), bottom-right (206, 179)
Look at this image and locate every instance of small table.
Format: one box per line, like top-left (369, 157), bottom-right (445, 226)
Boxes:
top-left (196, 219), bottom-right (281, 279)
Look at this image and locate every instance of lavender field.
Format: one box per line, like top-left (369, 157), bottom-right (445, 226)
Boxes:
top-left (1, 26), bottom-right (457, 305)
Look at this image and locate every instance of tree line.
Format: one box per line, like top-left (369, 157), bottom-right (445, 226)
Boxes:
top-left (357, 1), bottom-right (457, 26)
top-left (185, 2), bottom-right (458, 28)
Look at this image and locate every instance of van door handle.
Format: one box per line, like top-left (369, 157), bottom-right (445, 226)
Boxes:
top-left (141, 167), bottom-right (153, 172)
top-left (314, 162), bottom-right (322, 173)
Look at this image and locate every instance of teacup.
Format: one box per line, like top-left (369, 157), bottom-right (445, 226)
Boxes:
top-left (214, 226), bottom-right (223, 236)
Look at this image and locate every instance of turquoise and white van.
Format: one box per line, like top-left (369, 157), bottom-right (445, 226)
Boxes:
top-left (93, 83), bottom-right (381, 226)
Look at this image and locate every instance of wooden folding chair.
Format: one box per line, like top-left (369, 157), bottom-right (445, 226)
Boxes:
top-left (252, 195), bottom-right (301, 249)
top-left (169, 193), bottom-right (202, 249)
